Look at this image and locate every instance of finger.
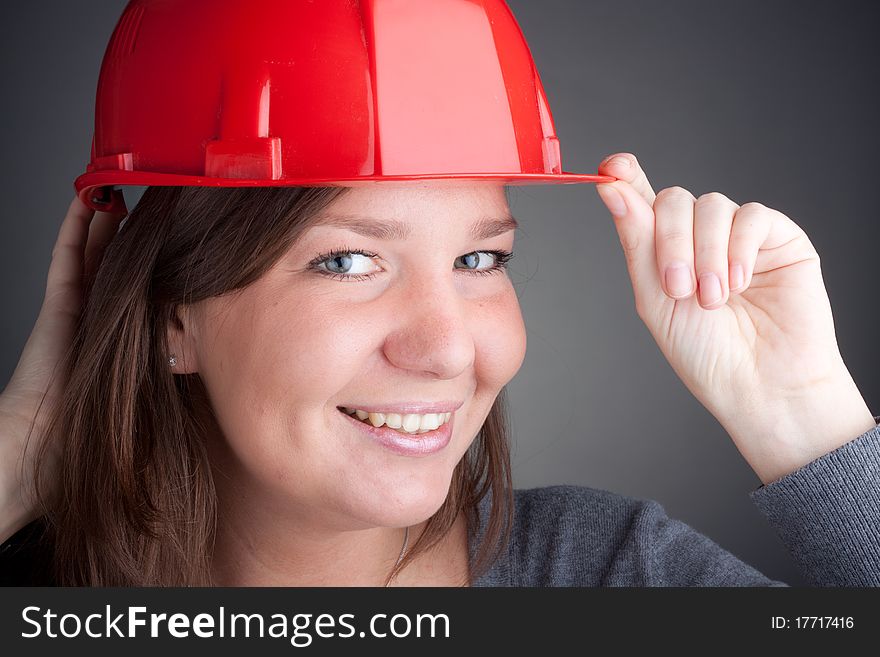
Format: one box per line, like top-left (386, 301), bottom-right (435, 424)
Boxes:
top-left (693, 192), bottom-right (738, 309)
top-left (44, 196), bottom-right (97, 317)
top-left (653, 186), bottom-right (697, 300)
top-left (83, 207), bottom-right (128, 288)
top-left (727, 203), bottom-right (773, 294)
top-left (595, 179), bottom-right (665, 318)
top-left (751, 206), bottom-right (814, 274)
top-left (598, 152), bottom-right (657, 207)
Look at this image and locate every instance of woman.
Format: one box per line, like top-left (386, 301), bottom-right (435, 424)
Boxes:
top-left (2, 0), bottom-right (879, 586)
top-left (1, 156), bottom-right (879, 586)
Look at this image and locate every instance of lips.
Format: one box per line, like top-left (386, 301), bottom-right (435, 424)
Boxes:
top-left (339, 407), bottom-right (452, 435)
top-left (337, 406), bottom-right (454, 457)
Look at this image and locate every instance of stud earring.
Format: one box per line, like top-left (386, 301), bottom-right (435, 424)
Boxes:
top-left (168, 354), bottom-right (177, 367)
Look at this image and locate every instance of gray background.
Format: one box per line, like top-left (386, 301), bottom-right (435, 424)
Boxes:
top-left (2, 1), bottom-right (878, 586)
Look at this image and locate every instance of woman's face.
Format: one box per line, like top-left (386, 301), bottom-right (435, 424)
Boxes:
top-left (177, 183), bottom-right (526, 531)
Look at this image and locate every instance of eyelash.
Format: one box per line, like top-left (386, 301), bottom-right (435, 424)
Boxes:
top-left (306, 245), bottom-right (515, 282)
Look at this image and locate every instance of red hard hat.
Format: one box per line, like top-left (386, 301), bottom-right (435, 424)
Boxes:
top-left (74, 0), bottom-right (616, 213)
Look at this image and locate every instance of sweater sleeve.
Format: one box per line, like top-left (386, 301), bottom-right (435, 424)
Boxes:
top-left (621, 415), bottom-right (880, 587)
top-left (746, 414), bottom-right (880, 586)
top-left (613, 499), bottom-right (789, 586)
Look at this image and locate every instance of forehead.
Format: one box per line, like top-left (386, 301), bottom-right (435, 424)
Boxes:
top-left (306, 183), bottom-right (515, 239)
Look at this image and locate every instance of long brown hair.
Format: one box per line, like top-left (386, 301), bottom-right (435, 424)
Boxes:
top-left (30, 185), bottom-right (514, 586)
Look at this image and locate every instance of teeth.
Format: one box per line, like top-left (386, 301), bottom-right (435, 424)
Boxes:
top-left (418, 413), bottom-right (441, 432)
top-left (402, 414), bottom-right (421, 432)
top-left (343, 407), bottom-right (452, 435)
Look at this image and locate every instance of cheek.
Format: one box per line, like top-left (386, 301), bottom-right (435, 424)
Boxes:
top-left (196, 289), bottom-right (366, 445)
top-left (472, 287), bottom-right (527, 386)
top-left (244, 297), bottom-right (369, 407)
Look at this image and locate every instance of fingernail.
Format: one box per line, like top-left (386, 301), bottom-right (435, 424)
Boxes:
top-left (729, 263), bottom-right (744, 291)
top-left (596, 185), bottom-right (627, 216)
top-left (698, 272), bottom-right (722, 306)
top-left (665, 263), bottom-right (693, 297)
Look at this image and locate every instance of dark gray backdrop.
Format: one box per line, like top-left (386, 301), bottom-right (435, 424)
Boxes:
top-left (2, 1), bottom-right (878, 586)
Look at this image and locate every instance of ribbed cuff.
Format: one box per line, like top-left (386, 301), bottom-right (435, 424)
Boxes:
top-left (748, 415), bottom-right (880, 586)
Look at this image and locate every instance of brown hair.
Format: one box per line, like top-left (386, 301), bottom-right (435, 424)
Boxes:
top-left (30, 185), bottom-right (514, 586)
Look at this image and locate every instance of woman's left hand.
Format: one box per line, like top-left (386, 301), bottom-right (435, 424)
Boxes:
top-left (594, 153), bottom-right (876, 485)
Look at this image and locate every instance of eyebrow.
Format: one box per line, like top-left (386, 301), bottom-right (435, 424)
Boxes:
top-left (309, 213), bottom-right (519, 241)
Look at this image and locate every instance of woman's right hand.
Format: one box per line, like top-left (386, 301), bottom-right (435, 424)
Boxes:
top-left (0, 194), bottom-right (127, 541)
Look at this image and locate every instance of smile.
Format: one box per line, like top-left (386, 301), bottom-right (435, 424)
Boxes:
top-left (336, 407), bottom-right (455, 457)
top-left (339, 407), bottom-right (453, 435)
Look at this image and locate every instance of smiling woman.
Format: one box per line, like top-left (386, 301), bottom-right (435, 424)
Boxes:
top-left (2, 0), bottom-right (880, 590)
top-left (3, 181), bottom-right (879, 588)
top-left (0, 183), bottom-right (524, 586)
top-left (166, 182), bottom-right (528, 587)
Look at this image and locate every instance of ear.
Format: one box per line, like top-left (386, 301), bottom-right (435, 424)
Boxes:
top-left (165, 303), bottom-right (200, 374)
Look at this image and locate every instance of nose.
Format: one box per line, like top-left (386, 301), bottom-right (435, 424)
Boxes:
top-left (382, 273), bottom-right (476, 379)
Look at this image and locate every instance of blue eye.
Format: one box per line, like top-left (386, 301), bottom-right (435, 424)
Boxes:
top-left (454, 251), bottom-right (514, 277)
top-left (316, 249), bottom-right (378, 278)
top-left (307, 247), bottom-right (514, 282)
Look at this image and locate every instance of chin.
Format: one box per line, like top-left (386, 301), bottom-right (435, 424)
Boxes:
top-left (351, 472), bottom-right (455, 529)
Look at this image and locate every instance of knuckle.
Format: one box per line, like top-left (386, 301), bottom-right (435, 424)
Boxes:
top-left (656, 186), bottom-right (695, 204)
top-left (695, 241), bottom-right (724, 257)
top-left (738, 201), bottom-right (766, 212)
top-left (659, 229), bottom-right (690, 244)
top-left (695, 191), bottom-right (735, 207)
top-left (622, 152), bottom-right (640, 169)
top-left (609, 151), bottom-right (638, 165)
top-left (794, 231), bottom-right (820, 258)
top-left (618, 231), bottom-right (640, 255)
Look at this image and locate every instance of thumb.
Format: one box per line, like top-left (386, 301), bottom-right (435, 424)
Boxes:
top-left (595, 180), bottom-right (664, 317)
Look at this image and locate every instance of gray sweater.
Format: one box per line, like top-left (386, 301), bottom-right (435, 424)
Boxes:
top-left (469, 416), bottom-right (880, 586)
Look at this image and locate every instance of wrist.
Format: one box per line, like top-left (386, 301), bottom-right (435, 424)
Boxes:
top-left (0, 462), bottom-right (38, 544)
top-left (0, 402), bottom-right (41, 543)
top-left (720, 371), bottom-right (877, 485)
